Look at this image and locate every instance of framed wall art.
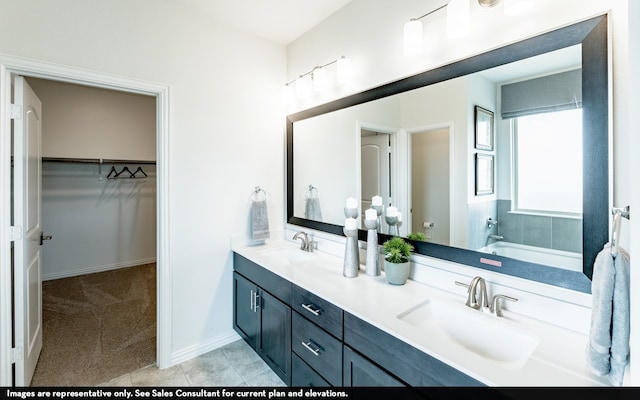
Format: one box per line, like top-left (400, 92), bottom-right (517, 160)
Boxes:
top-left (475, 153), bottom-right (494, 195)
top-left (474, 106), bottom-right (494, 151)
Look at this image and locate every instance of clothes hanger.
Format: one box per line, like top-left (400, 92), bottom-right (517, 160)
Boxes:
top-left (114, 166), bottom-right (134, 178)
top-left (106, 165), bottom-right (118, 179)
top-left (132, 166), bottom-right (148, 178)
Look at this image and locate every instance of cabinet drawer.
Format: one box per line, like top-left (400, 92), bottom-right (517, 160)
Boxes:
top-left (292, 285), bottom-right (343, 339)
top-left (292, 353), bottom-right (331, 387)
top-left (292, 311), bottom-right (342, 386)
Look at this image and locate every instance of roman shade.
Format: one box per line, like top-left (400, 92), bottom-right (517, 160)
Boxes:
top-left (501, 69), bottom-right (582, 119)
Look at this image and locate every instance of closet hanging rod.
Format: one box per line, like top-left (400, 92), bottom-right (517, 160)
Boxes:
top-left (42, 157), bottom-right (156, 165)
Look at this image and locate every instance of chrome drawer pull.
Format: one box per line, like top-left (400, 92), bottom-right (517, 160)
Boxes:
top-left (301, 303), bottom-right (322, 316)
top-left (301, 340), bottom-right (322, 356)
top-left (250, 290), bottom-right (255, 311)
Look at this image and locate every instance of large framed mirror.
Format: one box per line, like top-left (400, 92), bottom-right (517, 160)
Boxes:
top-left (286, 15), bottom-right (608, 294)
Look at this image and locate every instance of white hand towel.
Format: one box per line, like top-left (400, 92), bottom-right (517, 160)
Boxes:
top-left (251, 199), bottom-right (270, 241)
top-left (586, 242), bottom-right (630, 386)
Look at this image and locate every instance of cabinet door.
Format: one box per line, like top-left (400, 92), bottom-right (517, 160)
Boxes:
top-left (343, 345), bottom-right (405, 387)
top-left (258, 289), bottom-right (292, 385)
top-left (233, 272), bottom-right (258, 349)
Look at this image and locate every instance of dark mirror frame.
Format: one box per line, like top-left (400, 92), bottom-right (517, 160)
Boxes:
top-left (286, 15), bottom-right (608, 294)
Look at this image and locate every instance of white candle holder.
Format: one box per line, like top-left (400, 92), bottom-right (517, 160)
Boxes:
top-left (385, 215), bottom-right (399, 236)
top-left (344, 206), bottom-right (358, 219)
top-left (343, 227), bottom-right (359, 278)
top-left (364, 218), bottom-right (380, 276)
top-left (371, 204), bottom-right (383, 230)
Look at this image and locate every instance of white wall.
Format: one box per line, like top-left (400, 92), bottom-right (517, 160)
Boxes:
top-left (287, 0), bottom-right (637, 383)
top-left (41, 162), bottom-right (156, 280)
top-left (27, 77), bottom-right (156, 161)
top-left (0, 0), bottom-right (286, 363)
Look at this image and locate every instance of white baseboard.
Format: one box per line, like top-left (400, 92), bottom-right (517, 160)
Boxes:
top-left (168, 330), bottom-right (242, 367)
top-left (42, 257), bottom-right (157, 281)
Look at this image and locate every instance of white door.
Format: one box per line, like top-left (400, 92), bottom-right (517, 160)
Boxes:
top-left (361, 131), bottom-right (391, 230)
top-left (13, 75), bottom-right (44, 386)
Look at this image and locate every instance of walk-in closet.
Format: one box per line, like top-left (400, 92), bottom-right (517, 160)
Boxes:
top-left (24, 77), bottom-right (157, 386)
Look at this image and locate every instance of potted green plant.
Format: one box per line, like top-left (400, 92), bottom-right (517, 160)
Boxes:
top-left (407, 232), bottom-right (427, 241)
top-left (382, 236), bottom-right (414, 285)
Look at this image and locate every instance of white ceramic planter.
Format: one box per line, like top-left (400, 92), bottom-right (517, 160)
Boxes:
top-left (384, 260), bottom-right (410, 285)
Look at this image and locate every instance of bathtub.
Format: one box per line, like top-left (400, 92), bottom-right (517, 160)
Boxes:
top-left (477, 241), bottom-right (582, 272)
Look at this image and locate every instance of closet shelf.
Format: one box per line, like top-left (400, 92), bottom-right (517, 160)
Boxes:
top-left (42, 157), bottom-right (156, 165)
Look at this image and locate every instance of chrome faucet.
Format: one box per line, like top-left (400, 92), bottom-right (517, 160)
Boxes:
top-left (455, 277), bottom-right (518, 317)
top-left (293, 231), bottom-right (316, 252)
top-left (467, 276), bottom-right (489, 311)
top-left (485, 233), bottom-right (504, 247)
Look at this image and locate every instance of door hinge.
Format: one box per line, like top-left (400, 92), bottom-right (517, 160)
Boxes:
top-left (9, 104), bottom-right (22, 120)
top-left (10, 226), bottom-right (22, 242)
top-left (10, 347), bottom-right (23, 363)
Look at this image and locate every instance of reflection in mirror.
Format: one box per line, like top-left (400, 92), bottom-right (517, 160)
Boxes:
top-left (287, 15), bottom-right (608, 293)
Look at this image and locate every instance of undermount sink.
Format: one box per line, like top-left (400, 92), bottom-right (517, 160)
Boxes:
top-left (257, 246), bottom-right (313, 266)
top-left (397, 299), bottom-right (539, 369)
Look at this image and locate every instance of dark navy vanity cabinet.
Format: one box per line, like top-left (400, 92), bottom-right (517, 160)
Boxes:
top-left (233, 254), bottom-right (292, 384)
top-left (233, 252), bottom-right (483, 387)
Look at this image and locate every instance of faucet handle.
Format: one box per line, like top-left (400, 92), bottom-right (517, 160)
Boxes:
top-left (454, 280), bottom-right (469, 289)
top-left (490, 294), bottom-right (518, 317)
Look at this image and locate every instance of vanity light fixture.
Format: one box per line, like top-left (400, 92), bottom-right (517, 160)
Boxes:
top-left (312, 67), bottom-right (328, 92)
top-left (404, 0), bottom-right (533, 55)
top-left (402, 3), bottom-right (448, 56)
top-left (336, 56), bottom-right (352, 85)
top-left (285, 56), bottom-right (352, 100)
top-left (295, 74), bottom-right (312, 99)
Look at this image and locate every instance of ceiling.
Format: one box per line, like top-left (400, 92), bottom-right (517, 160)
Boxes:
top-left (174, 0), bottom-right (354, 45)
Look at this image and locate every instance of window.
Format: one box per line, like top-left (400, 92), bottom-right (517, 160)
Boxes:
top-left (512, 108), bottom-right (582, 215)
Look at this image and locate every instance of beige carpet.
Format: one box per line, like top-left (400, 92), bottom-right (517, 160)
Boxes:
top-left (30, 263), bottom-right (156, 387)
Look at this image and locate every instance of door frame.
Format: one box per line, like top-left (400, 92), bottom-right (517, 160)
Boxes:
top-left (0, 55), bottom-right (172, 386)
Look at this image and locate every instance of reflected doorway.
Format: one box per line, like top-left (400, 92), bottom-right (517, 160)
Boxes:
top-left (360, 129), bottom-right (392, 231)
top-left (409, 128), bottom-right (450, 245)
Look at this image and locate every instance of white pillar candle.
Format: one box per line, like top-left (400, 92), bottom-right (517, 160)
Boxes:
top-left (346, 197), bottom-right (358, 209)
top-left (372, 195), bottom-right (382, 206)
top-left (345, 217), bottom-right (357, 230)
top-left (365, 208), bottom-right (378, 221)
top-left (397, 212), bottom-right (402, 222)
top-left (386, 206), bottom-right (398, 217)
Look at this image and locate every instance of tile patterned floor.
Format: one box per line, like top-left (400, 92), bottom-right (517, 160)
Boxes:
top-left (98, 339), bottom-right (286, 387)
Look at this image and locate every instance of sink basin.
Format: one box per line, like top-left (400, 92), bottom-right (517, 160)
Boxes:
top-left (397, 299), bottom-right (539, 369)
top-left (257, 247), bottom-right (313, 266)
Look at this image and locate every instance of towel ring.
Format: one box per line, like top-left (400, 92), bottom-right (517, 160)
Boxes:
top-left (252, 186), bottom-right (267, 201)
top-left (610, 206), bottom-right (629, 257)
top-left (306, 185), bottom-right (319, 199)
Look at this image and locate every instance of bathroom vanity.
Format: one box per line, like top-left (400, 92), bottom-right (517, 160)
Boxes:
top-left (232, 239), bottom-right (609, 387)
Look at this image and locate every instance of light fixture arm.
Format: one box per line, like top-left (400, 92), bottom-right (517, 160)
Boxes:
top-left (410, 3), bottom-right (448, 22)
top-left (285, 56), bottom-right (348, 87)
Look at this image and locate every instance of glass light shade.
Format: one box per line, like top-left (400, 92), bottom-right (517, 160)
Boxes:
top-left (295, 75), bottom-right (312, 99)
top-left (282, 83), bottom-right (294, 105)
top-left (312, 67), bottom-right (328, 92)
top-left (447, 0), bottom-right (471, 38)
top-left (337, 56), bottom-right (352, 85)
top-left (403, 19), bottom-right (423, 56)
top-left (504, 0), bottom-right (533, 16)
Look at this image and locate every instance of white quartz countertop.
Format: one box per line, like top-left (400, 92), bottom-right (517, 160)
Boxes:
top-left (232, 239), bottom-right (609, 387)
